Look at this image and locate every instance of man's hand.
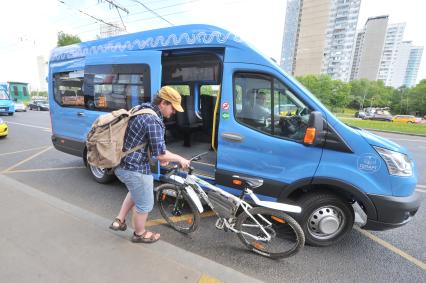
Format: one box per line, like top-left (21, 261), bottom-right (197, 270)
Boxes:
top-left (179, 157), bottom-right (191, 169)
top-left (160, 161), bottom-right (169, 166)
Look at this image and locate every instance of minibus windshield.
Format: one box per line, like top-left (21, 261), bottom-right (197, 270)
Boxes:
top-left (0, 89), bottom-right (10, 100)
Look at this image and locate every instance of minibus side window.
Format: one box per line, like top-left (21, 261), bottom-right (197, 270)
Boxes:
top-left (273, 79), bottom-right (311, 141)
top-left (53, 71), bottom-right (85, 109)
top-left (234, 73), bottom-right (311, 142)
top-left (234, 73), bottom-right (273, 134)
top-left (84, 64), bottom-right (149, 111)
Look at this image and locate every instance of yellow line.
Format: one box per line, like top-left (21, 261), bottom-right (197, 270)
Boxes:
top-left (198, 273), bottom-right (222, 283)
top-left (0, 146), bottom-right (48, 157)
top-left (1, 146), bottom-right (52, 173)
top-left (146, 210), bottom-right (216, 227)
top-left (4, 166), bottom-right (86, 174)
top-left (355, 227), bottom-right (426, 270)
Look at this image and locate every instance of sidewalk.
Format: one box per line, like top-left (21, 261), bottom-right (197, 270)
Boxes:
top-left (0, 175), bottom-right (262, 283)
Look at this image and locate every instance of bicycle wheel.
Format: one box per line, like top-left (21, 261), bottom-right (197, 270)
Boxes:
top-left (235, 207), bottom-right (305, 259)
top-left (156, 183), bottom-right (200, 233)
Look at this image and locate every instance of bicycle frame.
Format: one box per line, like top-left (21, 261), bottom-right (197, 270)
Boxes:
top-left (168, 172), bottom-right (302, 242)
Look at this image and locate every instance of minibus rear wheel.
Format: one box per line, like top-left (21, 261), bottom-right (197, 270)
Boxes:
top-left (295, 192), bottom-right (354, 247)
top-left (88, 164), bottom-right (115, 184)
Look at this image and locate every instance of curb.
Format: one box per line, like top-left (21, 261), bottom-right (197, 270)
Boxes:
top-left (363, 128), bottom-right (426, 137)
top-left (1, 175), bottom-right (263, 283)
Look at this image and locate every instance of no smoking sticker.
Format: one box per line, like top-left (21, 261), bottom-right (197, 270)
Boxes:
top-left (222, 102), bottom-right (229, 110)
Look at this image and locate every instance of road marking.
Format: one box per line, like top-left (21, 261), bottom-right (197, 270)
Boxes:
top-left (5, 121), bottom-right (50, 131)
top-left (0, 146), bottom-right (48, 157)
top-left (417, 184), bottom-right (426, 189)
top-left (416, 189), bottom-right (426, 193)
top-left (1, 146), bottom-right (52, 173)
top-left (146, 211), bottom-right (216, 227)
top-left (198, 273), bottom-right (222, 283)
top-left (355, 227), bottom-right (426, 271)
top-left (4, 166), bottom-right (86, 174)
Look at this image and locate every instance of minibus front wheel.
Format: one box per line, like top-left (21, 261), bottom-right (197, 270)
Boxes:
top-left (295, 192), bottom-right (354, 247)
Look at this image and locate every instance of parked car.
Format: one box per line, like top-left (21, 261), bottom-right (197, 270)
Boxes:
top-left (0, 118), bottom-right (8, 137)
top-left (392, 115), bottom-right (416, 123)
top-left (415, 117), bottom-right (426, 124)
top-left (354, 110), bottom-right (366, 119)
top-left (13, 101), bottom-right (27, 112)
top-left (365, 108), bottom-right (392, 121)
top-left (28, 100), bottom-right (49, 111)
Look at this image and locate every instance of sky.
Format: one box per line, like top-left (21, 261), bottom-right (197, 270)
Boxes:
top-left (0, 0), bottom-right (425, 90)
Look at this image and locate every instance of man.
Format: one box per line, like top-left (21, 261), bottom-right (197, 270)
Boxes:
top-left (109, 86), bottom-right (190, 243)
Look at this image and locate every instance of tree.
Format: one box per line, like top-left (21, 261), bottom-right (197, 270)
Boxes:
top-left (408, 79), bottom-right (426, 115)
top-left (57, 31), bottom-right (81, 47)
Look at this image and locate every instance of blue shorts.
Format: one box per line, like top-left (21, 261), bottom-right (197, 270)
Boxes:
top-left (114, 167), bottom-right (154, 214)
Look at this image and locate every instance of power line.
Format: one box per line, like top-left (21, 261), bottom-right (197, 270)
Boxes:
top-left (56, 0), bottom-right (122, 29)
top-left (67, 0), bottom-right (202, 32)
top-left (99, 0), bottom-right (129, 14)
top-left (129, 0), bottom-right (174, 26)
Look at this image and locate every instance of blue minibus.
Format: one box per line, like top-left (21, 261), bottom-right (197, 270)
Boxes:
top-left (48, 24), bottom-right (420, 246)
top-left (0, 84), bottom-right (15, 116)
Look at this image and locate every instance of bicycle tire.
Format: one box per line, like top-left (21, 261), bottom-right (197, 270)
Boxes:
top-left (235, 207), bottom-right (305, 259)
top-left (156, 183), bottom-right (200, 234)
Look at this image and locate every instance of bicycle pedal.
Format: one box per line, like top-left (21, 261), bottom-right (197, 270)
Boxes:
top-left (215, 218), bottom-right (225, 230)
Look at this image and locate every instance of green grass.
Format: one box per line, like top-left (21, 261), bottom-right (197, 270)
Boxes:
top-left (339, 118), bottom-right (426, 135)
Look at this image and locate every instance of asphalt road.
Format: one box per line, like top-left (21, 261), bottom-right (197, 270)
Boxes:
top-left (1, 111), bottom-right (425, 282)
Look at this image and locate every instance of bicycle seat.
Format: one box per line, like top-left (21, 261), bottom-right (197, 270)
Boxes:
top-left (232, 175), bottom-right (263, 188)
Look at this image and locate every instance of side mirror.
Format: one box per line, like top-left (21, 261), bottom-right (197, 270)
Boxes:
top-left (303, 111), bottom-right (324, 145)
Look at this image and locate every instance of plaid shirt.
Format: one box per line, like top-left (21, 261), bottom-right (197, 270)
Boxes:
top-left (120, 103), bottom-right (166, 174)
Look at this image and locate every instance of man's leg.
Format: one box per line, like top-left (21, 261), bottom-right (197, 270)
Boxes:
top-left (116, 192), bottom-right (134, 221)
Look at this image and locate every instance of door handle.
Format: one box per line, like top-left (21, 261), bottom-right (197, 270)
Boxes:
top-left (221, 132), bottom-right (244, 142)
top-left (77, 112), bottom-right (85, 117)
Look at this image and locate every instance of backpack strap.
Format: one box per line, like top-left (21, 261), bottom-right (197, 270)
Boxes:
top-left (122, 107), bottom-right (159, 157)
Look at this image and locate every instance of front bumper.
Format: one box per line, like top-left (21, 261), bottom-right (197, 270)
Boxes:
top-left (363, 192), bottom-right (421, 230)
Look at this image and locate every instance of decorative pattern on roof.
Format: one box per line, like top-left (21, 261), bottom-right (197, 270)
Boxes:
top-left (50, 30), bottom-right (243, 61)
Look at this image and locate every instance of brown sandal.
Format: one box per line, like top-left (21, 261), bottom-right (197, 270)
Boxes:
top-left (109, 218), bottom-right (127, 231)
top-left (131, 231), bottom-right (160, 243)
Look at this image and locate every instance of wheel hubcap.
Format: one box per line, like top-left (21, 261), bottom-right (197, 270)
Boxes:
top-left (90, 165), bottom-right (105, 179)
top-left (307, 206), bottom-right (345, 240)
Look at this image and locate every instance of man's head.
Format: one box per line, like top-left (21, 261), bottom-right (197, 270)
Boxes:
top-left (154, 86), bottom-right (184, 118)
top-left (256, 91), bottom-right (267, 105)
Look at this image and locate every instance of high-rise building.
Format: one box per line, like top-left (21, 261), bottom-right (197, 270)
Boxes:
top-left (280, 0), bottom-right (301, 74)
top-left (36, 55), bottom-right (47, 91)
top-left (377, 23), bottom-right (406, 86)
top-left (280, 0), bottom-right (361, 81)
top-left (404, 46), bottom-right (424, 87)
top-left (351, 15), bottom-right (389, 81)
top-left (350, 29), bottom-right (365, 80)
top-left (388, 41), bottom-right (411, 88)
top-left (321, 0), bottom-right (361, 81)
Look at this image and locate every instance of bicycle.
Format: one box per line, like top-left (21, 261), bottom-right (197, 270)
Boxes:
top-left (156, 153), bottom-right (305, 259)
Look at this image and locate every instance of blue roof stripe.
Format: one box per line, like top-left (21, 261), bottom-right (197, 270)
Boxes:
top-left (50, 24), bottom-right (244, 62)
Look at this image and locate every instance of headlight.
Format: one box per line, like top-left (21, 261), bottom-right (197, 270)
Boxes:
top-left (0, 118), bottom-right (4, 124)
top-left (374, 146), bottom-right (412, 176)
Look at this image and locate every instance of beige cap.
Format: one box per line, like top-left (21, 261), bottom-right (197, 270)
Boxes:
top-left (158, 86), bottom-right (184, 112)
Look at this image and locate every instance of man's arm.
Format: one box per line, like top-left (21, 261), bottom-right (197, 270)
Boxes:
top-left (157, 150), bottom-right (190, 169)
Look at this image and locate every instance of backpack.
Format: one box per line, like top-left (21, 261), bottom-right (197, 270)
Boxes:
top-left (86, 106), bottom-right (158, 168)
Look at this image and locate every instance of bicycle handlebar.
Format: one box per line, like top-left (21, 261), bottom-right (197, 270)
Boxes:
top-left (162, 151), bottom-right (208, 178)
